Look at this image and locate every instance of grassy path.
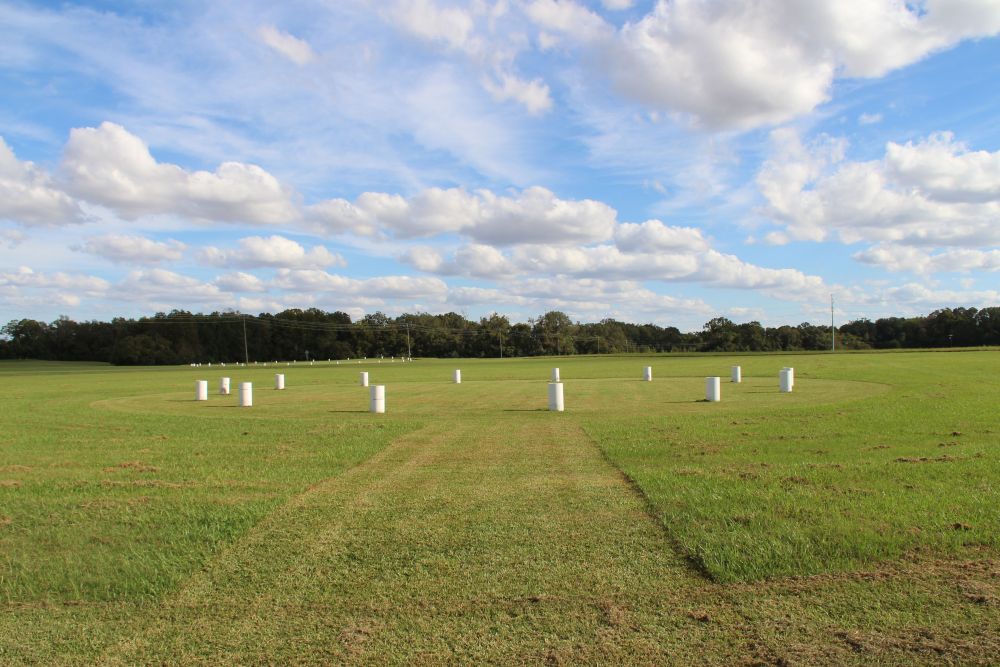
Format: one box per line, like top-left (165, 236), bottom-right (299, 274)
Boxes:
top-left (99, 414), bottom-right (765, 665)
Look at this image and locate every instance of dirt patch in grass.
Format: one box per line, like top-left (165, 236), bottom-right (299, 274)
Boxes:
top-left (103, 461), bottom-right (160, 473)
top-left (895, 455), bottom-right (959, 463)
top-left (0, 465), bottom-right (32, 472)
top-left (0, 479), bottom-right (21, 488)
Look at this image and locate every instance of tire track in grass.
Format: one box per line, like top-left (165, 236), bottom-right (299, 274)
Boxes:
top-left (100, 414), bottom-right (769, 665)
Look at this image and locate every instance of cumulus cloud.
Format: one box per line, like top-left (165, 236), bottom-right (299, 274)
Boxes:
top-left (74, 233), bottom-right (186, 264)
top-left (853, 245), bottom-right (1000, 274)
top-left (273, 268), bottom-right (449, 300)
top-left (114, 268), bottom-right (224, 303)
top-left (529, 0), bottom-right (1000, 129)
top-left (613, 219), bottom-right (710, 253)
top-left (0, 266), bottom-right (109, 294)
top-left (214, 271), bottom-right (267, 293)
top-left (199, 235), bottom-right (345, 269)
top-left (59, 122), bottom-right (298, 224)
top-left (310, 186), bottom-right (617, 245)
top-left (0, 137), bottom-right (82, 226)
top-left (257, 25), bottom-right (316, 65)
top-left (758, 129), bottom-right (1000, 247)
top-left (402, 243), bottom-right (516, 278)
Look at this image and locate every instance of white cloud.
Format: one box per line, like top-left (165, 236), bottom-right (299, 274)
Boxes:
top-left (601, 0), bottom-right (634, 10)
top-left (403, 243), bottom-right (516, 278)
top-left (535, 0), bottom-right (1000, 129)
top-left (482, 73), bottom-right (553, 115)
top-left (886, 132), bottom-right (1000, 204)
top-left (114, 268), bottom-right (224, 303)
top-left (854, 245), bottom-right (1000, 274)
top-left (859, 112), bottom-right (883, 125)
top-left (758, 129), bottom-right (1000, 247)
top-left (214, 271), bottom-right (267, 293)
top-left (613, 219), bottom-right (710, 253)
top-left (385, 0), bottom-right (476, 52)
top-left (199, 235), bottom-right (345, 269)
top-left (60, 122), bottom-right (298, 224)
top-left (524, 0), bottom-right (611, 44)
top-left (75, 233), bottom-right (186, 264)
top-left (273, 268), bottom-right (449, 301)
top-left (0, 266), bottom-right (109, 295)
top-left (0, 136), bottom-right (82, 226)
top-left (1, 229), bottom-right (26, 248)
top-left (257, 25), bottom-right (316, 65)
top-left (310, 186), bottom-right (616, 245)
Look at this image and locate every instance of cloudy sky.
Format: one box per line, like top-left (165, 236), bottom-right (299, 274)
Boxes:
top-left (1, 0), bottom-right (999, 330)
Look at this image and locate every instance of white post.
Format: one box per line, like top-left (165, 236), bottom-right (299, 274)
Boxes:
top-left (551, 367), bottom-right (560, 382)
top-left (454, 369), bottom-right (462, 384)
top-left (643, 366), bottom-right (653, 382)
top-left (239, 382), bottom-right (253, 407)
top-left (275, 373), bottom-right (285, 390)
top-left (219, 377), bottom-right (231, 395)
top-left (705, 376), bottom-right (721, 402)
top-left (195, 380), bottom-right (208, 401)
top-left (731, 366), bottom-right (742, 383)
top-left (360, 371), bottom-right (369, 387)
top-left (369, 385), bottom-right (385, 413)
top-left (548, 382), bottom-right (565, 412)
top-left (780, 368), bottom-right (794, 393)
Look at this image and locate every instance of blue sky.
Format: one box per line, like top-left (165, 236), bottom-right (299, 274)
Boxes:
top-left (1, 0), bottom-right (999, 331)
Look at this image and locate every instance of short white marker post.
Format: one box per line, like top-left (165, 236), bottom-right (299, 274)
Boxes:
top-left (219, 377), bottom-right (231, 395)
top-left (369, 385), bottom-right (385, 413)
top-left (780, 368), bottom-right (794, 393)
top-left (548, 382), bottom-right (564, 412)
top-left (195, 380), bottom-right (208, 401)
top-left (643, 366), bottom-right (653, 382)
top-left (275, 373), bottom-right (285, 390)
top-left (360, 371), bottom-right (369, 387)
top-left (239, 382), bottom-right (253, 407)
top-left (454, 369), bottom-right (462, 384)
top-left (731, 366), bottom-right (742, 383)
top-left (706, 376), bottom-right (721, 402)
top-left (551, 367), bottom-right (560, 382)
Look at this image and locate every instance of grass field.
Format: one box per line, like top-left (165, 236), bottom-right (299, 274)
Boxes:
top-left (1, 352), bottom-right (998, 664)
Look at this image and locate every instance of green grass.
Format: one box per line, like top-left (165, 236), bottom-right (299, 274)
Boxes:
top-left (0, 352), bottom-right (998, 664)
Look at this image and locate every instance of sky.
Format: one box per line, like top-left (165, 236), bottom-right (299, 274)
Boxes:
top-left (1, 0), bottom-right (999, 332)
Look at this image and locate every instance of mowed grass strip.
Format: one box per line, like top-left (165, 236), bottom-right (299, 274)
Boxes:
top-left (98, 416), bottom-right (763, 665)
top-left (581, 350), bottom-right (1000, 582)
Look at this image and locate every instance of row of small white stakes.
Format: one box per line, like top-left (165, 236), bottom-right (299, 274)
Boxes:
top-left (194, 365), bottom-right (795, 413)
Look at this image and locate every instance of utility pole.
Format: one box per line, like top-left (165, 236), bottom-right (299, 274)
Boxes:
top-left (405, 323), bottom-right (411, 359)
top-left (830, 294), bottom-right (835, 352)
top-left (499, 329), bottom-right (503, 359)
top-left (242, 315), bottom-right (250, 364)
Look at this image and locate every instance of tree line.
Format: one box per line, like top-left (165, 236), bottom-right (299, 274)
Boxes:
top-left (1, 306), bottom-right (997, 365)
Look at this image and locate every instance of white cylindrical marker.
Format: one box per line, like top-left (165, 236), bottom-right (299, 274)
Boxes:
top-left (220, 377), bottom-right (231, 395)
top-left (780, 368), bottom-right (793, 393)
top-left (706, 376), bottom-right (721, 402)
top-left (731, 366), bottom-right (742, 383)
top-left (454, 369), bottom-right (462, 384)
top-left (275, 373), bottom-right (285, 390)
top-left (239, 382), bottom-right (253, 407)
top-left (195, 380), bottom-right (208, 401)
top-left (551, 367), bottom-right (560, 382)
top-left (360, 371), bottom-right (369, 387)
top-left (548, 382), bottom-right (564, 412)
top-left (643, 366), bottom-right (653, 382)
top-left (369, 385), bottom-right (385, 413)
